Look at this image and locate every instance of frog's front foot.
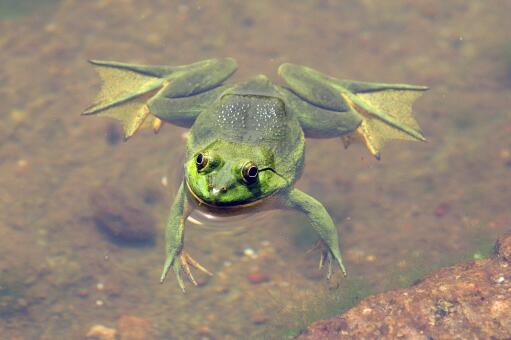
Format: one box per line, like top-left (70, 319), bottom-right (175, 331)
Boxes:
top-left (160, 250), bottom-right (213, 292)
top-left (307, 240), bottom-right (347, 279)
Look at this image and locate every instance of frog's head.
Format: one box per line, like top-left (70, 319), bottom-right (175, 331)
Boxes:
top-left (185, 140), bottom-right (284, 207)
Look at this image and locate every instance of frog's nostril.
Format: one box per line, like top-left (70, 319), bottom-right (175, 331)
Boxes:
top-left (210, 187), bottom-right (227, 196)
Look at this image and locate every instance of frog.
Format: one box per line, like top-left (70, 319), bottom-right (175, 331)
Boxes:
top-left (84, 58), bottom-right (428, 292)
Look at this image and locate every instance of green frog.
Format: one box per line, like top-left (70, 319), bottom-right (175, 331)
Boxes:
top-left (84, 58), bottom-right (428, 291)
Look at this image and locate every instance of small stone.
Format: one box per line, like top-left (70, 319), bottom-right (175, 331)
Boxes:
top-left (214, 286), bottom-right (229, 294)
top-left (17, 159), bottom-right (28, 169)
top-left (499, 149), bottom-right (510, 160)
top-left (243, 247), bottom-right (258, 259)
top-left (117, 315), bottom-right (154, 340)
top-left (362, 308), bottom-right (372, 315)
top-left (398, 260), bottom-right (408, 268)
top-left (196, 325), bottom-right (215, 340)
top-left (86, 324), bottom-right (117, 340)
top-left (77, 289), bottom-right (89, 298)
top-left (9, 109), bottom-right (27, 123)
top-left (434, 202), bottom-right (450, 217)
top-left (251, 310), bottom-right (269, 325)
top-left (247, 270), bottom-right (270, 284)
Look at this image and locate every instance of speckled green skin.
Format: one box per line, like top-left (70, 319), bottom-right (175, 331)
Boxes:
top-left (85, 58), bottom-right (427, 292)
top-left (156, 62), bottom-right (358, 291)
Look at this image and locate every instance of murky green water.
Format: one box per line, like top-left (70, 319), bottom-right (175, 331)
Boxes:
top-left (1, 1), bottom-right (510, 338)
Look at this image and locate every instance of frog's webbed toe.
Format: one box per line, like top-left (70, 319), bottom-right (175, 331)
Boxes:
top-left (279, 63), bottom-right (428, 158)
top-left (160, 247), bottom-right (212, 292)
top-left (179, 250), bottom-right (213, 287)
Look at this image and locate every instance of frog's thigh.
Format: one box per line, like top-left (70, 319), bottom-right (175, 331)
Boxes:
top-left (148, 86), bottom-right (226, 127)
top-left (283, 89), bottom-right (362, 138)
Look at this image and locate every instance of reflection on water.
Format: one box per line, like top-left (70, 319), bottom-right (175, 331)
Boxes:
top-left (188, 208), bottom-right (253, 236)
top-left (1, 0), bottom-right (510, 338)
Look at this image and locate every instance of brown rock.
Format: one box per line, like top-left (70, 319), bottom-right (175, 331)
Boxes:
top-left (90, 187), bottom-right (156, 245)
top-left (117, 315), bottom-right (154, 340)
top-left (297, 231), bottom-right (511, 339)
top-left (496, 231), bottom-right (511, 262)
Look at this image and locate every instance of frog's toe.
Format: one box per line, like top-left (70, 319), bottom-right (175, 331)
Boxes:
top-left (182, 251), bottom-right (213, 276)
top-left (179, 251), bottom-right (213, 287)
top-left (160, 256), bottom-right (173, 284)
top-left (173, 259), bottom-right (186, 292)
top-left (307, 241), bottom-right (347, 279)
top-left (152, 117), bottom-right (164, 133)
top-left (160, 253), bottom-right (186, 292)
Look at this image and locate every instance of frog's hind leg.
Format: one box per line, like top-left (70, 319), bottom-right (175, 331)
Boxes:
top-left (279, 63), bottom-right (428, 159)
top-left (83, 58), bottom-right (237, 139)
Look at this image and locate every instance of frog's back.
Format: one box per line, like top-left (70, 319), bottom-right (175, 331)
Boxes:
top-left (188, 75), bottom-right (304, 179)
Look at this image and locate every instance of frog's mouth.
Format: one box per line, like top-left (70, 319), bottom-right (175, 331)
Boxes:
top-left (185, 180), bottom-right (273, 209)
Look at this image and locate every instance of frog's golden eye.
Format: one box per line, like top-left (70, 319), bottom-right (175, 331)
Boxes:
top-left (196, 153), bottom-right (209, 171)
top-left (241, 162), bottom-right (259, 184)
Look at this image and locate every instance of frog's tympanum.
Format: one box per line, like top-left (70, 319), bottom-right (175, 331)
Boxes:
top-left (84, 58), bottom-right (428, 291)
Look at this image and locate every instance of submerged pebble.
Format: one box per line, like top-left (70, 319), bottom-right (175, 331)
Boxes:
top-left (250, 310), bottom-right (269, 325)
top-left (90, 187), bottom-right (156, 245)
top-left (86, 324), bottom-right (117, 340)
top-left (117, 315), bottom-right (154, 340)
top-left (246, 270), bottom-right (270, 284)
top-left (434, 202), bottom-right (451, 217)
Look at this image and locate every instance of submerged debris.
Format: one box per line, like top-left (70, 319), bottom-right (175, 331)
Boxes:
top-left (90, 187), bottom-right (156, 245)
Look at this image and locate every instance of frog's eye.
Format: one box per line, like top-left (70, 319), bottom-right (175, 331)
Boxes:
top-left (196, 153), bottom-right (209, 171)
top-left (241, 162), bottom-right (259, 184)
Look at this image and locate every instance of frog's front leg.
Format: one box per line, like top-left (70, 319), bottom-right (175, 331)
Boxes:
top-left (160, 181), bottom-right (212, 292)
top-left (282, 188), bottom-right (347, 278)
